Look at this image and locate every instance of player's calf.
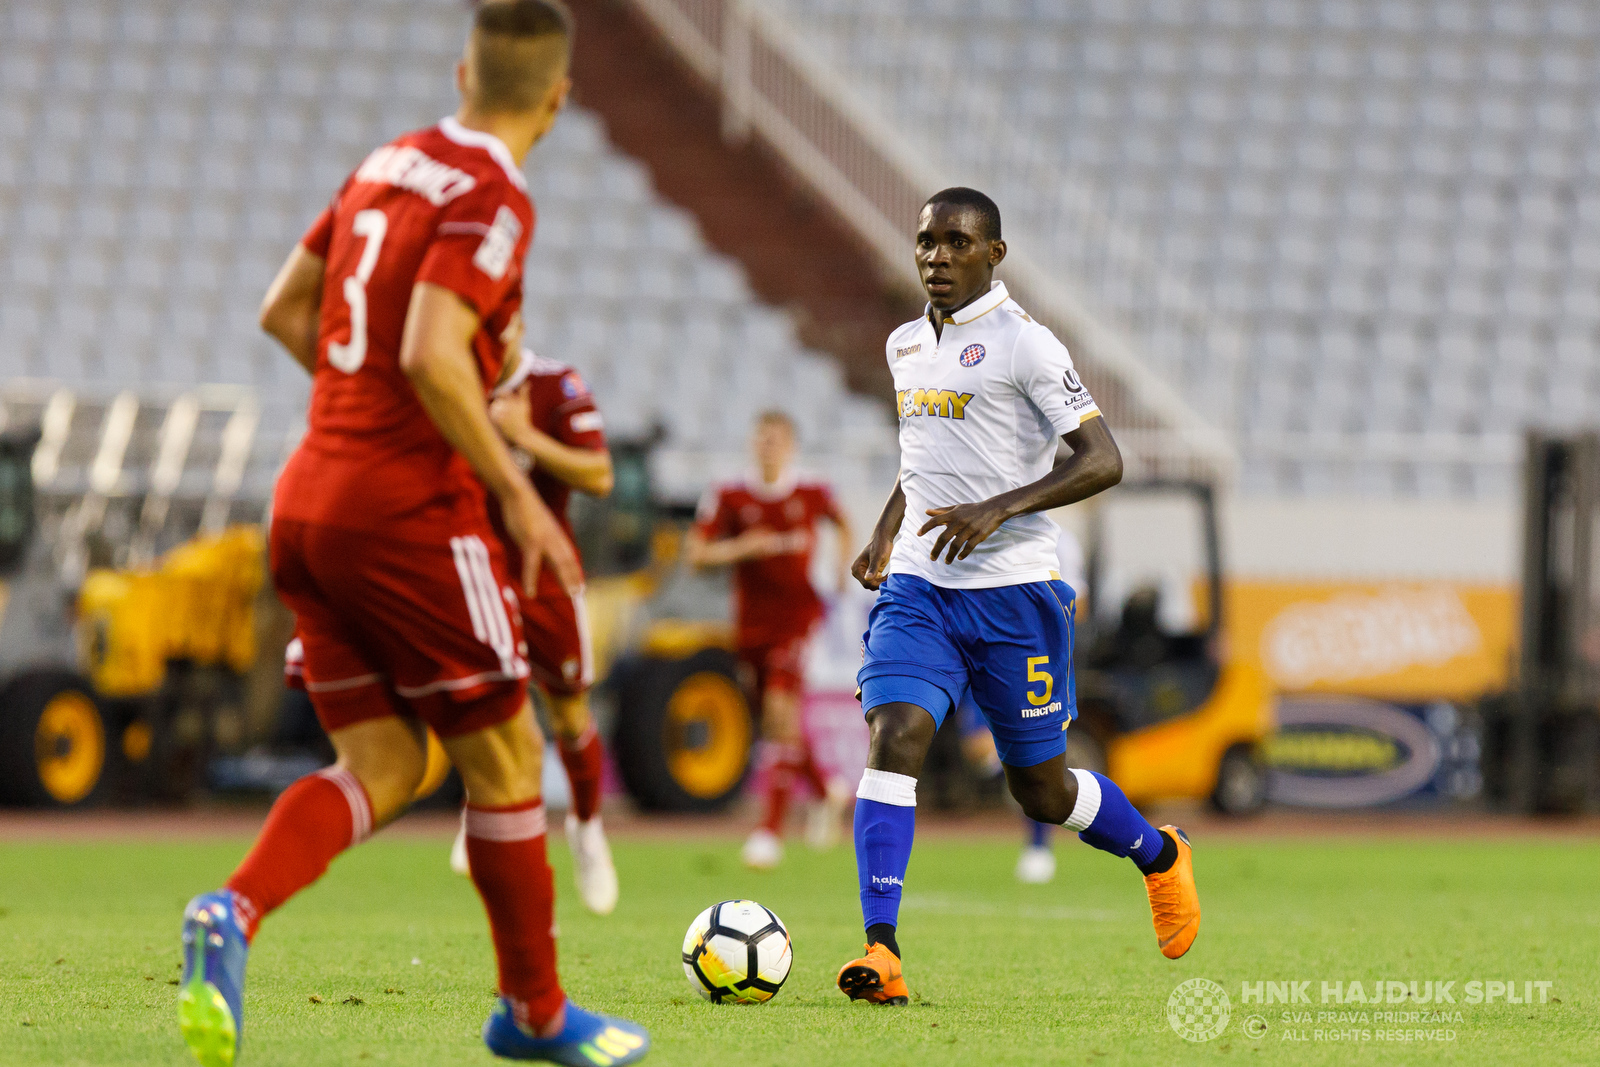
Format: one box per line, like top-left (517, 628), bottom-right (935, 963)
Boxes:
top-left (1060, 768), bottom-right (1201, 958)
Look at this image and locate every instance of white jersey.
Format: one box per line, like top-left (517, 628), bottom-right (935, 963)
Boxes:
top-left (886, 281), bottom-right (1101, 589)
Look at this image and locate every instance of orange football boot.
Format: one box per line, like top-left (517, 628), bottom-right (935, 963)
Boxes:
top-left (1144, 826), bottom-right (1200, 959)
top-left (837, 942), bottom-right (910, 1005)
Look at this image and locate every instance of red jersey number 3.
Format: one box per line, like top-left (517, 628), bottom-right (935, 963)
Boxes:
top-left (328, 209), bottom-right (389, 374)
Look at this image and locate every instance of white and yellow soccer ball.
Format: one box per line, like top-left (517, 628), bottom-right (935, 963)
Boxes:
top-left (680, 899), bottom-right (792, 1004)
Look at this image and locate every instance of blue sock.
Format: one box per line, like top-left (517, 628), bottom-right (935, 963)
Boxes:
top-left (1028, 819), bottom-right (1052, 849)
top-left (1064, 769), bottom-right (1166, 871)
top-left (854, 769), bottom-right (917, 934)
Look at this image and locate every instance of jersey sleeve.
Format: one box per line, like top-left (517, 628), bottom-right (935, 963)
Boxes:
top-left (811, 483), bottom-right (845, 525)
top-left (551, 370), bottom-right (607, 451)
top-left (1010, 326), bottom-right (1101, 436)
top-left (694, 486), bottom-right (736, 541)
top-left (300, 206), bottom-right (334, 258)
top-left (415, 179), bottom-right (532, 320)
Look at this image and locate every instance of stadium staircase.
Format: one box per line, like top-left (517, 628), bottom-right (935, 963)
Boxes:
top-left (0, 0), bottom-right (901, 567)
top-left (627, 0), bottom-right (1600, 500)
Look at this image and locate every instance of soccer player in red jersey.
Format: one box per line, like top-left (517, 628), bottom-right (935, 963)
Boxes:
top-left (686, 411), bottom-right (854, 870)
top-left (176, 5), bottom-right (648, 1065)
top-left (449, 348), bottom-right (620, 916)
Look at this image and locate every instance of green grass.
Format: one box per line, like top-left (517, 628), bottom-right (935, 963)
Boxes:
top-left (0, 831), bottom-right (1596, 1065)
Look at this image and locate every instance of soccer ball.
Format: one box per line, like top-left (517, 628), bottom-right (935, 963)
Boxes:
top-left (680, 899), bottom-right (792, 1004)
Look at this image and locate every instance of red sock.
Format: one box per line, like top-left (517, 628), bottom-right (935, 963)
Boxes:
top-left (225, 766), bottom-right (373, 942)
top-left (465, 801), bottom-right (565, 1032)
top-left (793, 737), bottom-right (829, 797)
top-left (760, 742), bottom-right (798, 834)
top-left (559, 726), bottom-right (604, 823)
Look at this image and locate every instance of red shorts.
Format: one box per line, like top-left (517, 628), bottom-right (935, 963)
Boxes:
top-left (274, 519), bottom-right (529, 738)
top-left (522, 580), bottom-right (593, 697)
top-left (737, 633), bottom-right (810, 705)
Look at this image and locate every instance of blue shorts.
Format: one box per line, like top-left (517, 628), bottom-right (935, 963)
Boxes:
top-left (858, 573), bottom-right (1077, 768)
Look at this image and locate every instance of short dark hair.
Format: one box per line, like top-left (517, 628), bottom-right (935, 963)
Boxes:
top-left (469, 0), bottom-right (573, 112)
top-left (474, 0), bottom-right (571, 38)
top-left (924, 187), bottom-right (1002, 242)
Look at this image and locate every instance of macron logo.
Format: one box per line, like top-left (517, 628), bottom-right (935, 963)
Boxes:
top-left (871, 875), bottom-right (904, 889)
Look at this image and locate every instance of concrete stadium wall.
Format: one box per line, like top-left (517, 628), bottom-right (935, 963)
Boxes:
top-left (1223, 497), bottom-right (1518, 584)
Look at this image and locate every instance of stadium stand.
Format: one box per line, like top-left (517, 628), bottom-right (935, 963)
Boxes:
top-left (0, 0), bottom-right (895, 550)
top-left (768, 0), bottom-right (1597, 499)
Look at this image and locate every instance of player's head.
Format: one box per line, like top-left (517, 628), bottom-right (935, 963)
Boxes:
top-left (916, 187), bottom-right (1006, 314)
top-left (458, 0), bottom-right (573, 142)
top-left (752, 410), bottom-right (797, 480)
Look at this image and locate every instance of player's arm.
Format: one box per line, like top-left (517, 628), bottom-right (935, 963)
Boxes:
top-left (684, 526), bottom-right (786, 568)
top-left (684, 488), bottom-right (785, 568)
top-left (851, 476), bottom-right (905, 591)
top-left (488, 392), bottom-right (614, 497)
top-left (399, 282), bottom-right (581, 595)
top-left (919, 415), bottom-right (1122, 564)
top-left (259, 245), bottom-right (326, 374)
top-left (831, 509), bottom-right (856, 593)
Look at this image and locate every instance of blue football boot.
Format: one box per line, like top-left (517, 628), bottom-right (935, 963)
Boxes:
top-left (178, 890), bottom-right (249, 1067)
top-left (483, 997), bottom-right (649, 1065)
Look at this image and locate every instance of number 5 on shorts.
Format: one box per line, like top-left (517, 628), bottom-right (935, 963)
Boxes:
top-left (1026, 656), bottom-right (1053, 706)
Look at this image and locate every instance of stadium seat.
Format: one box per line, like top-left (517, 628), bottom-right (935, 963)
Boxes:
top-left (773, 0), bottom-right (1600, 496)
top-left (0, 0), bottom-right (892, 512)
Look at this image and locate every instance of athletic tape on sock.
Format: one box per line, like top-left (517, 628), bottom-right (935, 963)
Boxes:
top-left (1063, 767), bottom-right (1102, 831)
top-left (856, 768), bottom-right (917, 807)
top-left (315, 766), bottom-right (373, 844)
top-left (465, 802), bottom-right (548, 842)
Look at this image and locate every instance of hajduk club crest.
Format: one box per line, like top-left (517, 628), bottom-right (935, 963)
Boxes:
top-left (959, 344), bottom-right (985, 367)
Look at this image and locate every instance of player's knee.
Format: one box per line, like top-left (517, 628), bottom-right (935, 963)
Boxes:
top-left (1014, 789), bottom-right (1070, 826)
top-left (349, 751), bottom-right (426, 825)
top-left (762, 690), bottom-right (802, 741)
top-left (866, 703), bottom-right (936, 775)
top-left (446, 708), bottom-right (545, 807)
top-left (1006, 772), bottom-right (1075, 825)
top-left (546, 692), bottom-right (592, 740)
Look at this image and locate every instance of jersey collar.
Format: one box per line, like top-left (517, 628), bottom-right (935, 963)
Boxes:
top-left (746, 468), bottom-right (798, 501)
top-left (926, 280), bottom-right (1009, 328)
top-left (438, 116), bottom-right (528, 190)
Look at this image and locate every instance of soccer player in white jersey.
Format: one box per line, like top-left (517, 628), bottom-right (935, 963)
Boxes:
top-left (836, 188), bottom-right (1201, 1005)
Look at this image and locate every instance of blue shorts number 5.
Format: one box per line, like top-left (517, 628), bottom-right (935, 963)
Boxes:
top-left (857, 573), bottom-right (1076, 768)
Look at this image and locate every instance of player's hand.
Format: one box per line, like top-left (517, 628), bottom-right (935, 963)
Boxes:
top-left (500, 484), bottom-right (581, 596)
top-left (919, 501), bottom-right (1009, 564)
top-left (499, 310), bottom-right (523, 359)
top-left (489, 389), bottom-right (534, 443)
top-left (851, 538), bottom-right (892, 590)
top-left (736, 529), bottom-right (788, 559)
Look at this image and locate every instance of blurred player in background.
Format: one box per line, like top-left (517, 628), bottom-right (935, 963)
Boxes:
top-left (956, 527), bottom-right (1087, 885)
top-left (837, 188), bottom-right (1199, 1007)
top-left (448, 348), bottom-right (620, 917)
top-left (686, 411), bottom-right (854, 870)
top-left (177, 4), bottom-right (649, 1065)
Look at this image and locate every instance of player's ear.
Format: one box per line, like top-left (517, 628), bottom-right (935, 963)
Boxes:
top-left (989, 239), bottom-right (1007, 268)
top-left (455, 59), bottom-right (469, 99)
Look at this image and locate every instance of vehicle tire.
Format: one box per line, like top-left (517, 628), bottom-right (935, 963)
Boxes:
top-left (611, 648), bottom-right (753, 812)
top-left (1210, 742), bottom-right (1267, 815)
top-left (0, 669), bottom-right (109, 808)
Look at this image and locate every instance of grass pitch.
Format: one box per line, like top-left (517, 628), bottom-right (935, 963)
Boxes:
top-left (1, 828), bottom-right (1596, 1066)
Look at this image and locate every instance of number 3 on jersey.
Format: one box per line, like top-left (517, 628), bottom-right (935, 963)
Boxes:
top-left (328, 209), bottom-right (388, 374)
